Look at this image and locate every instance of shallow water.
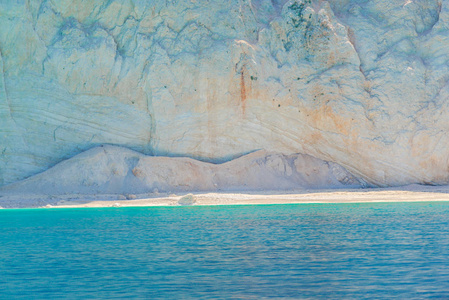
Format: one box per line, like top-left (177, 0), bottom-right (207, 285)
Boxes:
top-left (1, 202), bottom-right (449, 299)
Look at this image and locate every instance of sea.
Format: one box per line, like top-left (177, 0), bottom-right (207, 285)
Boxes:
top-left (1, 202), bottom-right (449, 299)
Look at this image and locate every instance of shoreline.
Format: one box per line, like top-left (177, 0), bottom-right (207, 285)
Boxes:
top-left (2, 184), bottom-right (449, 209)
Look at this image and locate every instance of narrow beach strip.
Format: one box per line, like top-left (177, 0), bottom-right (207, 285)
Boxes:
top-left (2, 184), bottom-right (449, 209)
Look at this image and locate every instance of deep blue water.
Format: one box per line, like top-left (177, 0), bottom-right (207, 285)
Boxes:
top-left (1, 202), bottom-right (449, 299)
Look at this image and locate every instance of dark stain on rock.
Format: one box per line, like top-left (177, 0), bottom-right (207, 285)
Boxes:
top-left (240, 68), bottom-right (246, 115)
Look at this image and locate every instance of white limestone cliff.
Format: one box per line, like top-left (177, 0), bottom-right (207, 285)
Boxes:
top-left (1, 0), bottom-right (449, 188)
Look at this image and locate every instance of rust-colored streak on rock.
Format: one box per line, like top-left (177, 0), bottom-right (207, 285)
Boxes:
top-left (308, 104), bottom-right (350, 136)
top-left (240, 68), bottom-right (246, 115)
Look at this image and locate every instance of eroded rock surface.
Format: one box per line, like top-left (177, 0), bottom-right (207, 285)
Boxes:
top-left (1, 0), bottom-right (449, 187)
top-left (0, 145), bottom-right (363, 196)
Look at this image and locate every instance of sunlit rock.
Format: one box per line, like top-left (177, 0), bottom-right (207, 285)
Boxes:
top-left (1, 0), bottom-right (448, 187)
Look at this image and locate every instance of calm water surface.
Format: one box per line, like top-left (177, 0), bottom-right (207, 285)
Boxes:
top-left (1, 202), bottom-right (449, 299)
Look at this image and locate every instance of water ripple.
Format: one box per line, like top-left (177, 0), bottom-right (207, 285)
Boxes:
top-left (1, 202), bottom-right (449, 299)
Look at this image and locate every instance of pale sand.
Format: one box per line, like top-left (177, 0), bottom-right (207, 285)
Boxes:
top-left (1, 184), bottom-right (449, 209)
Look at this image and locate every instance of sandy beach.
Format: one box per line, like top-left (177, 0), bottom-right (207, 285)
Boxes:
top-left (1, 184), bottom-right (449, 209)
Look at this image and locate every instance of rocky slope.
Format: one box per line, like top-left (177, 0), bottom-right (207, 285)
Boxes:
top-left (0, 145), bottom-right (362, 196)
top-left (1, 0), bottom-right (449, 188)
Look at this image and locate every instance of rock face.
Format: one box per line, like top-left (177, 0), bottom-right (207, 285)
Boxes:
top-left (0, 145), bottom-right (362, 196)
top-left (1, 0), bottom-right (449, 187)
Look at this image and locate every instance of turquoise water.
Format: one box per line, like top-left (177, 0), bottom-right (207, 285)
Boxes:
top-left (1, 202), bottom-right (449, 299)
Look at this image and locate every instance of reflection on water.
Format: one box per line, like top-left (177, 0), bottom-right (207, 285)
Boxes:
top-left (1, 202), bottom-right (449, 298)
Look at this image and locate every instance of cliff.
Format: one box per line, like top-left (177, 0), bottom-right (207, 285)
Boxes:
top-left (1, 0), bottom-right (448, 188)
